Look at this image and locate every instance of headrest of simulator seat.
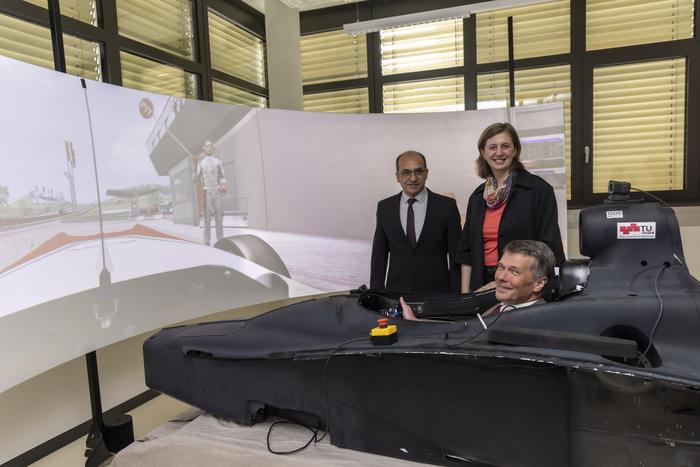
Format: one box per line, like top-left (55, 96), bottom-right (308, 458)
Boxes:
top-left (541, 259), bottom-right (590, 302)
top-left (557, 259), bottom-right (590, 299)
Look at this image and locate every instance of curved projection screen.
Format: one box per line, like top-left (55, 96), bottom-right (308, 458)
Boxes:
top-left (0, 55), bottom-right (567, 393)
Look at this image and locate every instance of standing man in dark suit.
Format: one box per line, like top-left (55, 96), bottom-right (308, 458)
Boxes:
top-left (370, 150), bottom-right (461, 293)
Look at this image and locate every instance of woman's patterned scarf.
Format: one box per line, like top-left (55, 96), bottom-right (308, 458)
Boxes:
top-left (483, 170), bottom-right (515, 209)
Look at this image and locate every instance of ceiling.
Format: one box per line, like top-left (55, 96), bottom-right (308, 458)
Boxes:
top-left (241, 0), bottom-right (365, 13)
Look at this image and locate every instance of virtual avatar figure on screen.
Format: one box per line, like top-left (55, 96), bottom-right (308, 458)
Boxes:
top-left (196, 140), bottom-right (227, 246)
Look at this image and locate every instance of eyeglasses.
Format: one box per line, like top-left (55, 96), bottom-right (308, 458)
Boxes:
top-left (398, 168), bottom-right (427, 178)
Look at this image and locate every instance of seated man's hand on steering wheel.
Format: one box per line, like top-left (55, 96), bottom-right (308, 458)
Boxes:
top-left (399, 297), bottom-right (418, 321)
top-left (475, 281), bottom-right (496, 292)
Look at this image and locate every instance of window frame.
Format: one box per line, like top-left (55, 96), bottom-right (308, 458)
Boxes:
top-left (581, 40), bottom-right (699, 205)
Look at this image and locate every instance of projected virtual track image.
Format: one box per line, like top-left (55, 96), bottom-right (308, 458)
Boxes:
top-left (0, 213), bottom-right (370, 298)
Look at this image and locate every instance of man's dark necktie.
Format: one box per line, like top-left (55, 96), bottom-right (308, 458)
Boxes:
top-left (407, 198), bottom-right (417, 248)
top-left (485, 303), bottom-right (503, 318)
top-left (493, 303), bottom-right (514, 316)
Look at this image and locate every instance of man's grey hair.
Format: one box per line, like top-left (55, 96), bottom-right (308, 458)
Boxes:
top-left (504, 240), bottom-right (555, 279)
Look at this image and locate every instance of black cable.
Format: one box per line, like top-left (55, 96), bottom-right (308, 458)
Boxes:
top-left (626, 264), bottom-right (661, 289)
top-left (264, 336), bottom-right (369, 455)
top-left (638, 263), bottom-right (668, 365)
top-left (630, 187), bottom-right (672, 209)
top-left (267, 337), bottom-right (368, 454)
top-left (316, 337), bottom-right (370, 444)
top-left (266, 420), bottom-right (319, 455)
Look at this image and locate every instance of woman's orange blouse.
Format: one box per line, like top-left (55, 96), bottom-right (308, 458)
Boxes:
top-left (482, 203), bottom-right (506, 267)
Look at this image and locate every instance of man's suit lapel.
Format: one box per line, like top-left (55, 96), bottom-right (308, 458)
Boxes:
top-left (415, 189), bottom-right (433, 250)
top-left (391, 193), bottom-right (411, 246)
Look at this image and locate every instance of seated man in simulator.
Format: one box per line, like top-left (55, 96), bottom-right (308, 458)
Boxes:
top-left (401, 239), bottom-right (555, 320)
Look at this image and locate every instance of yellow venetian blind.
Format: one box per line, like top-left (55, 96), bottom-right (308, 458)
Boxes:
top-left (587, 0), bottom-right (694, 51)
top-left (384, 76), bottom-right (464, 113)
top-left (380, 19), bottom-right (463, 76)
top-left (213, 80), bottom-right (266, 108)
top-left (208, 9), bottom-right (266, 87)
top-left (477, 66), bottom-right (571, 199)
top-left (300, 30), bottom-right (367, 85)
top-left (24, 0), bottom-right (98, 26)
top-left (476, 0), bottom-right (569, 64)
top-left (0, 14), bottom-right (101, 81)
top-left (592, 58), bottom-right (685, 192)
top-left (0, 13), bottom-right (54, 70)
top-left (303, 88), bottom-right (369, 113)
top-left (120, 51), bottom-right (197, 98)
top-left (64, 34), bottom-right (102, 81)
top-left (117, 0), bottom-right (194, 59)
top-left (477, 72), bottom-right (509, 109)
top-left (62, 0), bottom-right (98, 25)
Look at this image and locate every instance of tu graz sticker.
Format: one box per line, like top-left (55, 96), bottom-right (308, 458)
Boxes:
top-left (617, 222), bottom-right (656, 239)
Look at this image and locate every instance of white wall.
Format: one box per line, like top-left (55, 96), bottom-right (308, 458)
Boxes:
top-left (256, 108), bottom-right (501, 238)
top-left (264, 0), bottom-right (303, 110)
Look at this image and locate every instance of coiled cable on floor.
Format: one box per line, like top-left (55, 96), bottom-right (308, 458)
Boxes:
top-left (266, 336), bottom-right (369, 455)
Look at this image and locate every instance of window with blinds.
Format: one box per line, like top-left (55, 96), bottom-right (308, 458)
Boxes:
top-left (476, 0), bottom-right (569, 64)
top-left (212, 80), bottom-right (266, 108)
top-left (208, 9), bottom-right (266, 87)
top-left (384, 76), bottom-right (464, 113)
top-left (380, 19), bottom-right (463, 76)
top-left (64, 34), bottom-right (102, 81)
top-left (0, 13), bottom-right (54, 70)
top-left (24, 0), bottom-right (49, 9)
top-left (117, 0), bottom-right (194, 59)
top-left (120, 51), bottom-right (197, 98)
top-left (477, 66), bottom-right (571, 199)
top-left (587, 0), bottom-right (694, 51)
top-left (592, 58), bottom-right (685, 193)
top-left (477, 72), bottom-right (509, 109)
top-left (300, 30), bottom-right (367, 85)
top-left (60, 0), bottom-right (98, 26)
top-left (303, 88), bottom-right (369, 113)
top-left (24, 0), bottom-right (47, 7)
top-left (0, 13), bottom-right (102, 82)
top-left (25, 0), bottom-right (98, 24)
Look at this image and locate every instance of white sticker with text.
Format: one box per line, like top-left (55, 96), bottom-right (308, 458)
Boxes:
top-left (617, 222), bottom-right (656, 239)
top-left (606, 210), bottom-right (623, 219)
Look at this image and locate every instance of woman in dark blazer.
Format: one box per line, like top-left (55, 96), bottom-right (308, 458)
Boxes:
top-left (456, 122), bottom-right (565, 293)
